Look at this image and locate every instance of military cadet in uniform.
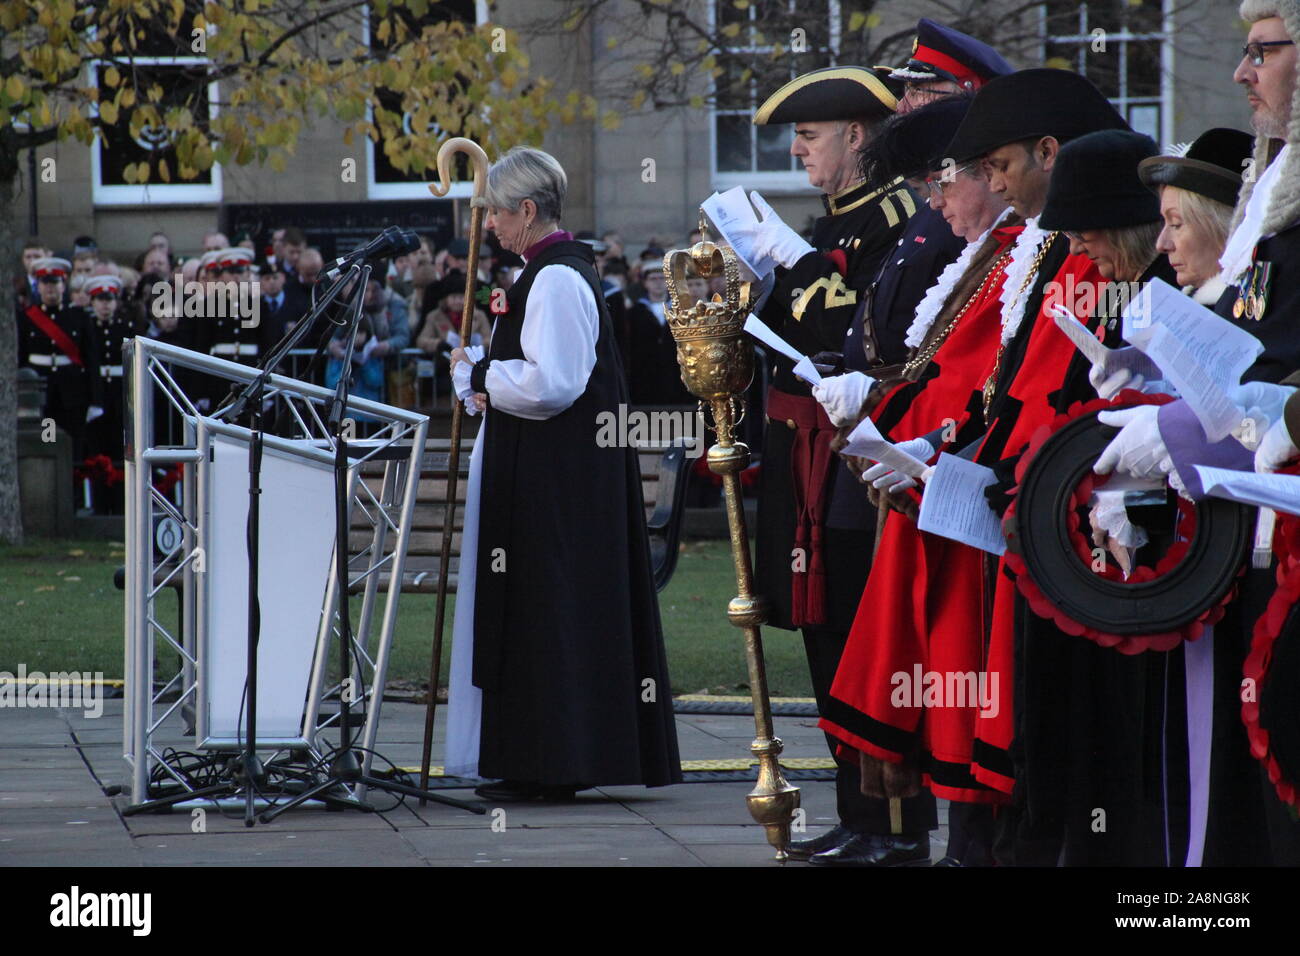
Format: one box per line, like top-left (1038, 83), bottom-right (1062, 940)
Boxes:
top-left (84, 275), bottom-right (144, 472)
top-left (735, 66), bottom-right (931, 865)
top-left (18, 257), bottom-right (101, 465)
top-left (194, 247), bottom-right (261, 410)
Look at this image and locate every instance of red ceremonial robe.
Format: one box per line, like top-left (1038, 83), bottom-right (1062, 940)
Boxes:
top-left (819, 224), bottom-right (1024, 803)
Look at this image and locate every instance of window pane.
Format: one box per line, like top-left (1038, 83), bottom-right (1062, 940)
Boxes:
top-left (1128, 104), bottom-right (1160, 140)
top-left (756, 123), bottom-right (793, 172)
top-left (1127, 40), bottom-right (1164, 98)
top-left (716, 114), bottom-right (754, 172)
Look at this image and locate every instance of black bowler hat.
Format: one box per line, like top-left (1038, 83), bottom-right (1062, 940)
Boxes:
top-left (1138, 128), bottom-right (1254, 208)
top-left (1039, 130), bottom-right (1162, 231)
top-left (753, 66), bottom-right (897, 125)
top-left (889, 19), bottom-right (1013, 90)
top-left (429, 270), bottom-right (480, 307)
top-left (945, 69), bottom-right (1128, 163)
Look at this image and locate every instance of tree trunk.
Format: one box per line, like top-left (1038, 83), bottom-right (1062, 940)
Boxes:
top-left (0, 151), bottom-right (24, 545)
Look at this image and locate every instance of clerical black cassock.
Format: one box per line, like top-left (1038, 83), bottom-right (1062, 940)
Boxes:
top-left (463, 235), bottom-right (681, 788)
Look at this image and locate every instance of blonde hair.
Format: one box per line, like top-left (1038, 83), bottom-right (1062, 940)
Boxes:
top-left (1161, 184), bottom-right (1233, 258)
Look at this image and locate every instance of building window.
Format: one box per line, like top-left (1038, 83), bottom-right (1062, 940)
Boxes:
top-left (91, 2), bottom-right (221, 206)
top-left (1040, 0), bottom-right (1172, 144)
top-left (711, 0), bottom-right (840, 193)
top-left (365, 0), bottom-right (487, 200)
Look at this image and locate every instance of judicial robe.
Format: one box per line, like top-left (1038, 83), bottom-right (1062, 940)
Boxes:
top-left (468, 238), bottom-right (681, 788)
top-left (755, 176), bottom-right (916, 630)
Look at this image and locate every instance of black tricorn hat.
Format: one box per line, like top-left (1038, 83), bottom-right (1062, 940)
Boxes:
top-left (945, 68), bottom-right (1128, 163)
top-left (754, 66), bottom-right (897, 125)
top-left (1137, 127), bottom-right (1254, 208)
top-left (1039, 130), bottom-right (1162, 231)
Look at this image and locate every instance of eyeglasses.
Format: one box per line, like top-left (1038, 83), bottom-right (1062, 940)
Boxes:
top-left (1243, 40), bottom-right (1294, 66)
top-left (923, 163), bottom-right (978, 197)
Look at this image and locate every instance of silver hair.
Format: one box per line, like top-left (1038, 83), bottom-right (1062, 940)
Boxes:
top-left (485, 146), bottom-right (567, 223)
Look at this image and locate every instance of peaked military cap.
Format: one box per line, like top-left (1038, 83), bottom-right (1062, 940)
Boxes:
top-left (889, 19), bottom-right (1013, 90)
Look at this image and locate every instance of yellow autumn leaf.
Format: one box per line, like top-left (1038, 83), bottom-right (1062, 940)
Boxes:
top-left (98, 100), bottom-right (118, 124)
top-left (5, 74), bottom-right (24, 100)
top-left (104, 66), bottom-right (120, 88)
top-left (601, 111), bottom-right (621, 130)
top-left (848, 11), bottom-right (866, 31)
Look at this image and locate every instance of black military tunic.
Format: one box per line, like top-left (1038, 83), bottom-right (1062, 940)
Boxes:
top-left (754, 175), bottom-right (916, 632)
top-left (86, 307), bottom-right (143, 461)
top-left (18, 302), bottom-right (101, 460)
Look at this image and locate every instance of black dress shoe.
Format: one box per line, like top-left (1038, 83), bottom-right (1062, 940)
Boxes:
top-left (932, 856), bottom-right (962, 867)
top-left (786, 824), bottom-right (856, 861)
top-left (473, 780), bottom-right (587, 802)
top-left (810, 833), bottom-right (931, 867)
top-left (473, 779), bottom-right (542, 801)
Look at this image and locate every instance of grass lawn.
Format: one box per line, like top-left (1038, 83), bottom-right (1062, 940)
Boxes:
top-left (0, 537), bottom-right (813, 698)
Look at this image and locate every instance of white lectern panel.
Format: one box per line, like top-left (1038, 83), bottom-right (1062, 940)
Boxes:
top-left (201, 434), bottom-right (338, 747)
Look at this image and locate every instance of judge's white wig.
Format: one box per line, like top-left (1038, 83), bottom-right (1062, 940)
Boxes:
top-left (1232, 0), bottom-right (1300, 236)
top-left (485, 146), bottom-right (567, 223)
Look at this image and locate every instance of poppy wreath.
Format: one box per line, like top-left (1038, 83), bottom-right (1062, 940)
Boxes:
top-left (1002, 391), bottom-right (1252, 654)
top-left (1242, 471), bottom-right (1300, 810)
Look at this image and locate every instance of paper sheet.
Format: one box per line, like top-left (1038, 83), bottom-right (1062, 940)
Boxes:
top-left (1193, 465), bottom-right (1300, 517)
top-left (1120, 278), bottom-right (1264, 441)
top-left (1049, 304), bottom-right (1161, 382)
top-left (743, 314), bottom-right (821, 384)
top-left (841, 416), bottom-right (928, 479)
top-left (700, 187), bottom-right (774, 280)
top-left (916, 453), bottom-right (1007, 555)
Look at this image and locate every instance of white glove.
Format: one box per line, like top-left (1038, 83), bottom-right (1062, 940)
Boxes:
top-left (1256, 417), bottom-right (1300, 473)
top-left (748, 191), bottom-right (814, 269)
top-left (1089, 365), bottom-right (1145, 401)
top-left (861, 437), bottom-right (935, 491)
top-left (1094, 406), bottom-right (1173, 478)
top-left (1086, 347), bottom-right (1162, 400)
top-left (812, 371), bottom-right (875, 427)
top-left (86, 405), bottom-right (104, 423)
top-left (1229, 381), bottom-right (1297, 450)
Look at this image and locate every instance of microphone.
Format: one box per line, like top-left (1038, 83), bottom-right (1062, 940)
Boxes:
top-left (324, 228), bottom-right (421, 280)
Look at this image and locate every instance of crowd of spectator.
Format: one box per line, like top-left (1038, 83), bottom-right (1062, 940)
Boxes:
top-left (13, 221), bottom-right (717, 513)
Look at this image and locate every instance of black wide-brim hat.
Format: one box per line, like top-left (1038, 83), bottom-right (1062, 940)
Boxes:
top-left (754, 66), bottom-right (897, 125)
top-left (1137, 127), bottom-right (1254, 208)
top-left (945, 68), bottom-right (1128, 163)
top-left (1039, 129), bottom-right (1162, 231)
top-left (867, 94), bottom-right (974, 182)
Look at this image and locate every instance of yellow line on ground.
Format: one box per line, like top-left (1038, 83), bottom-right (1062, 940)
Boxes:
top-left (395, 758), bottom-right (836, 776)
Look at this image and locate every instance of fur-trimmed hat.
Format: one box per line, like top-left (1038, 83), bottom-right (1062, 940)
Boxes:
top-left (1231, 0), bottom-right (1300, 237)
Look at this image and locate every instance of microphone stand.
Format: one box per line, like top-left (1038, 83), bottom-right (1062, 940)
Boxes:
top-left (260, 263), bottom-right (482, 821)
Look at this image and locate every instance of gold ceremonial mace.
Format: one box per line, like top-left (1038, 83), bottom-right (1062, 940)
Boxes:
top-left (664, 241), bottom-right (800, 861)
top-left (418, 136), bottom-right (490, 800)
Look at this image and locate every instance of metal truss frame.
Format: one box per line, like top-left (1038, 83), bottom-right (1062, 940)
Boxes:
top-left (122, 337), bottom-right (428, 808)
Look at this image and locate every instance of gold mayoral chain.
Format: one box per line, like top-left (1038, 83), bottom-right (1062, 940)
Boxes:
top-left (902, 248), bottom-right (1013, 380)
top-left (981, 232), bottom-right (1059, 421)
